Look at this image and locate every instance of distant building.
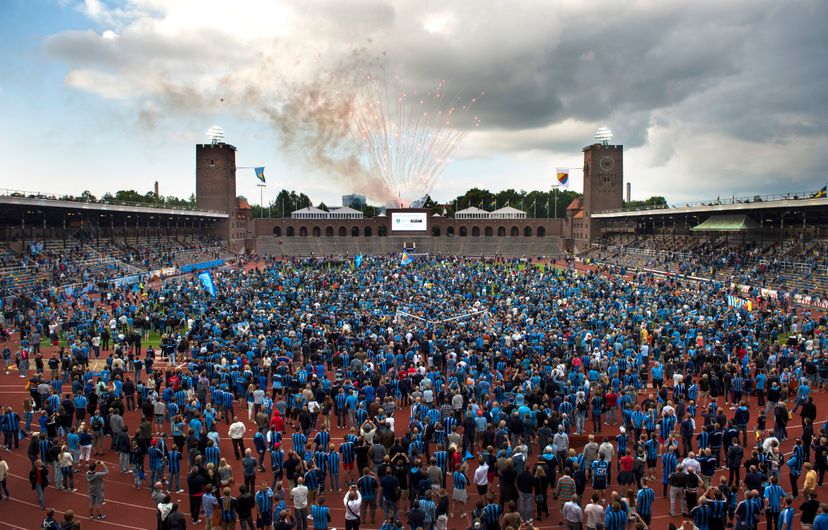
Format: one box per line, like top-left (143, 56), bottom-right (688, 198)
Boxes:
top-left (342, 194), bottom-right (367, 209)
top-left (455, 206), bottom-right (526, 219)
top-left (291, 206), bottom-right (363, 219)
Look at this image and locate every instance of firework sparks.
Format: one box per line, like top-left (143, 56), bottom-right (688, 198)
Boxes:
top-left (349, 76), bottom-right (481, 205)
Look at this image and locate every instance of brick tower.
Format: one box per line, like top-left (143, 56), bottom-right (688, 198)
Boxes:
top-left (582, 143), bottom-right (623, 239)
top-left (196, 142), bottom-right (237, 241)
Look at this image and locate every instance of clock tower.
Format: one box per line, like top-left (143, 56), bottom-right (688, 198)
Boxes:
top-left (582, 142), bottom-right (623, 239)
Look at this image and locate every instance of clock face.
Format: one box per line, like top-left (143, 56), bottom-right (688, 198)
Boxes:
top-left (599, 156), bottom-right (615, 172)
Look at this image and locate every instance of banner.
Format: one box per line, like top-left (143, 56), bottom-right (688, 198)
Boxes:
top-left (726, 294), bottom-right (752, 311)
top-left (198, 270), bottom-right (217, 297)
top-left (180, 259), bottom-right (224, 273)
top-left (113, 274), bottom-right (142, 287)
top-left (556, 168), bottom-right (569, 186)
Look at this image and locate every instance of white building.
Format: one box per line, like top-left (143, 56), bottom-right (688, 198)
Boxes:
top-left (455, 205), bottom-right (526, 219)
top-left (291, 205), bottom-right (363, 219)
top-left (490, 206), bottom-right (527, 219)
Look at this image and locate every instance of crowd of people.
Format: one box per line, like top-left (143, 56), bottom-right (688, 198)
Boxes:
top-left (0, 254), bottom-right (826, 530)
top-left (595, 234), bottom-right (828, 299)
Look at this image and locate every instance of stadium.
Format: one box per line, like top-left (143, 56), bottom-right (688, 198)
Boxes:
top-left (0, 133), bottom-right (827, 530)
top-left (3, 3), bottom-right (828, 530)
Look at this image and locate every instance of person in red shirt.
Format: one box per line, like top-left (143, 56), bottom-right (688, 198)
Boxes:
top-left (270, 409), bottom-right (285, 433)
top-left (605, 391), bottom-right (618, 426)
top-left (618, 448), bottom-right (635, 486)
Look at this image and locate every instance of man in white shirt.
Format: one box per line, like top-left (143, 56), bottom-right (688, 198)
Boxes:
top-left (681, 452), bottom-right (701, 475)
top-left (473, 459), bottom-right (489, 495)
top-left (228, 417), bottom-right (247, 460)
top-left (584, 493), bottom-right (605, 530)
top-left (343, 485), bottom-right (362, 529)
top-left (291, 477), bottom-right (309, 530)
top-left (562, 494), bottom-right (584, 530)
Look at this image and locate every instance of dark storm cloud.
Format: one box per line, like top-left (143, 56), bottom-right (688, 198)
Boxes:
top-left (41, 0), bottom-right (828, 196)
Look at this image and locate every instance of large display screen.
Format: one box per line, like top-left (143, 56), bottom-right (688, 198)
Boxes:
top-left (391, 212), bottom-right (428, 231)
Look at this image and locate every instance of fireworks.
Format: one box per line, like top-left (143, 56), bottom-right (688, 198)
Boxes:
top-left (350, 76), bottom-right (482, 205)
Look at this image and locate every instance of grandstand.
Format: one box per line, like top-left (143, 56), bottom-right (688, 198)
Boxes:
top-left (587, 191), bottom-right (828, 305)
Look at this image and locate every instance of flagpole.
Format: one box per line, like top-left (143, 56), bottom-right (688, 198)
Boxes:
top-left (257, 184), bottom-right (266, 218)
top-left (552, 185), bottom-right (559, 218)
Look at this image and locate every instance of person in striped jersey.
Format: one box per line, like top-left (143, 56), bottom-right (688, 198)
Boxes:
top-left (636, 478), bottom-right (655, 525)
top-left (763, 476), bottom-right (787, 529)
top-left (314, 429), bottom-right (330, 452)
top-left (167, 446), bottom-right (183, 493)
top-left (451, 463), bottom-right (469, 519)
top-left (265, 444), bottom-right (283, 487)
top-left (305, 465), bottom-right (321, 504)
top-left (433, 450), bottom-right (448, 489)
top-left (481, 493), bottom-right (502, 530)
top-left (326, 444), bottom-right (341, 492)
top-left (339, 437), bottom-right (356, 485)
top-left (735, 490), bottom-right (761, 530)
top-left (310, 497), bottom-right (331, 530)
top-left (707, 487), bottom-right (728, 530)
top-left (662, 445), bottom-right (679, 497)
top-left (603, 500), bottom-right (628, 530)
top-left (206, 440), bottom-right (221, 468)
top-left (691, 496), bottom-right (711, 530)
top-left (356, 468), bottom-right (379, 524)
top-left (219, 486), bottom-right (238, 528)
top-left (777, 496), bottom-right (794, 530)
top-left (292, 429), bottom-right (307, 458)
top-left (256, 481), bottom-right (275, 530)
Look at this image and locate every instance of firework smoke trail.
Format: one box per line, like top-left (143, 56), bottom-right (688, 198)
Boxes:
top-left (350, 76), bottom-right (482, 205)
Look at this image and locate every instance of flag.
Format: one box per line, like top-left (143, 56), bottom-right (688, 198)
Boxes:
top-left (813, 186), bottom-right (827, 198)
top-left (400, 251), bottom-right (413, 266)
top-left (354, 255), bottom-right (363, 269)
top-left (198, 270), bottom-right (217, 297)
top-left (556, 168), bottom-right (569, 186)
top-left (234, 321), bottom-right (250, 335)
top-left (254, 167), bottom-right (266, 184)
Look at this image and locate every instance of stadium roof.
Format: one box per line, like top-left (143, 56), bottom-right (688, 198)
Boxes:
top-left (691, 214), bottom-right (761, 232)
top-left (492, 206), bottom-right (525, 214)
top-left (329, 206), bottom-right (361, 214)
top-left (593, 195), bottom-right (827, 219)
top-left (0, 194), bottom-right (227, 220)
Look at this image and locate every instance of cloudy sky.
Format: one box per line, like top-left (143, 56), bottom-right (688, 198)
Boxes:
top-left (1, 0), bottom-right (826, 207)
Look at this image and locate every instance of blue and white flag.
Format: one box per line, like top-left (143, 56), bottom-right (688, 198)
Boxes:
top-left (254, 167), bottom-right (266, 183)
top-left (234, 320), bottom-right (250, 336)
top-left (354, 255), bottom-right (364, 269)
top-left (198, 270), bottom-right (217, 297)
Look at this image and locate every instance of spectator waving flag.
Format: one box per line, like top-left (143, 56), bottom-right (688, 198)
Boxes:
top-left (254, 167), bottom-right (266, 183)
top-left (556, 168), bottom-right (569, 186)
top-left (400, 251), bottom-right (413, 266)
top-left (198, 270), bottom-right (217, 297)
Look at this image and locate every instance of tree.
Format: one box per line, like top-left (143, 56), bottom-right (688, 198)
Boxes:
top-left (624, 196), bottom-right (667, 210)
